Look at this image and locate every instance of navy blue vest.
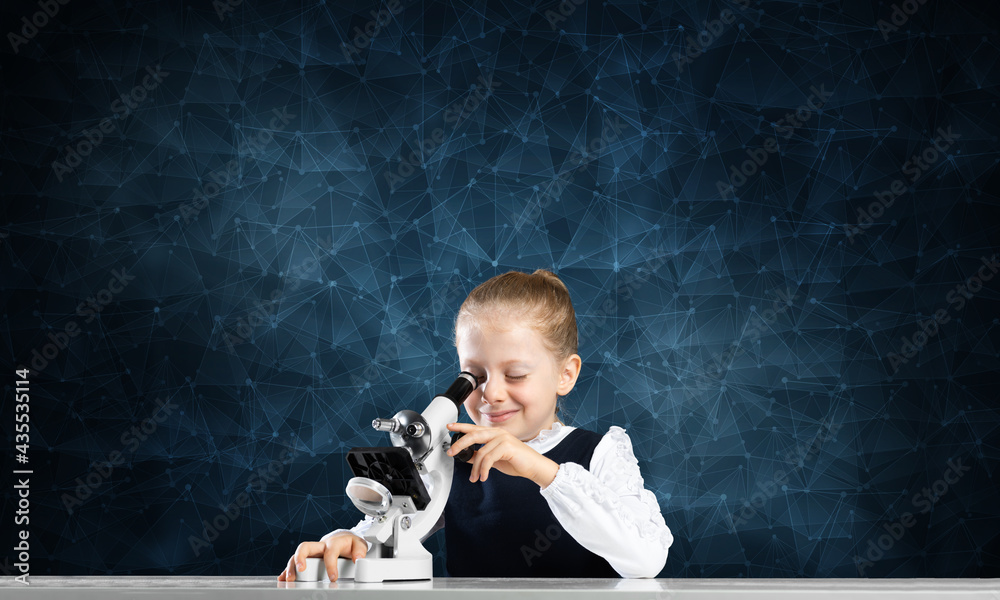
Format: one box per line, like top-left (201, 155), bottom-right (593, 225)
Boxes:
top-left (444, 427), bottom-right (619, 577)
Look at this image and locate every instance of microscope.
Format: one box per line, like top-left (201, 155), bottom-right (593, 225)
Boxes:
top-left (298, 372), bottom-right (479, 583)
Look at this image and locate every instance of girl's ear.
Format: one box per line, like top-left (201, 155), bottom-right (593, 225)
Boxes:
top-left (556, 353), bottom-right (582, 396)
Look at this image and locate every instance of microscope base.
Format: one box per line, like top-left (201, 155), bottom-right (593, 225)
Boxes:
top-left (337, 556), bottom-right (432, 583)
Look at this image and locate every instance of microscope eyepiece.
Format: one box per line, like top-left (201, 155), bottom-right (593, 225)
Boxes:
top-left (441, 371), bottom-right (478, 407)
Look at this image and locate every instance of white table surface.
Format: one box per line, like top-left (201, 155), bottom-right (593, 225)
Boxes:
top-left (1, 577), bottom-right (997, 599)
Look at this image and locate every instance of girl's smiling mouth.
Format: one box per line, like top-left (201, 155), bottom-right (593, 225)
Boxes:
top-left (482, 409), bottom-right (519, 423)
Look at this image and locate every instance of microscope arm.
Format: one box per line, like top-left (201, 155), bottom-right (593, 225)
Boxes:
top-left (302, 372), bottom-right (476, 582)
top-left (408, 394), bottom-right (459, 540)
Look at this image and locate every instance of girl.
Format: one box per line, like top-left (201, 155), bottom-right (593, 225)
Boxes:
top-left (278, 269), bottom-right (673, 580)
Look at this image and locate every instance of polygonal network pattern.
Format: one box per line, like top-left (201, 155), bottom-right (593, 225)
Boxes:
top-left (0, 0), bottom-right (998, 579)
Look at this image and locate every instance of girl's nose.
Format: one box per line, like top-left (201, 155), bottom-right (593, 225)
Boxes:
top-left (480, 378), bottom-right (504, 403)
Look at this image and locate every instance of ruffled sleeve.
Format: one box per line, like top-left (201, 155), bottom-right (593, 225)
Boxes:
top-left (538, 425), bottom-right (673, 578)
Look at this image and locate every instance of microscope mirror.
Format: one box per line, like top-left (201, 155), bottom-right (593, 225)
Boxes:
top-left (346, 476), bottom-right (392, 516)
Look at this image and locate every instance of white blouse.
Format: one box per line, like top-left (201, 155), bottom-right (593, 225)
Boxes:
top-left (322, 422), bottom-right (674, 578)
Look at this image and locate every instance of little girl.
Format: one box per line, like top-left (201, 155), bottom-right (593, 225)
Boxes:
top-left (278, 269), bottom-right (673, 580)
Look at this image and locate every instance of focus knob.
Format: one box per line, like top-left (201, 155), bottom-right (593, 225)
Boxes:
top-left (450, 431), bottom-right (479, 463)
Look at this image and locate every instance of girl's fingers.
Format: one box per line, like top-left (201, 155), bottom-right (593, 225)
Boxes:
top-left (479, 444), bottom-right (501, 482)
top-left (349, 535), bottom-right (369, 561)
top-left (448, 433), bottom-right (470, 456)
top-left (293, 541), bottom-right (326, 576)
top-left (468, 445), bottom-right (481, 481)
top-left (280, 535), bottom-right (366, 581)
top-left (468, 439), bottom-right (488, 481)
top-left (279, 555), bottom-right (296, 581)
top-left (447, 422), bottom-right (478, 433)
top-left (449, 427), bottom-right (494, 456)
top-left (470, 438), bottom-right (503, 482)
top-left (323, 544), bottom-right (342, 581)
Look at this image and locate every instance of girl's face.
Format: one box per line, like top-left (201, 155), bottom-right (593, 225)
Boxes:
top-left (456, 320), bottom-right (581, 442)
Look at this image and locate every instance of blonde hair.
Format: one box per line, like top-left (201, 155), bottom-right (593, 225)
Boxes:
top-left (453, 269), bottom-right (579, 419)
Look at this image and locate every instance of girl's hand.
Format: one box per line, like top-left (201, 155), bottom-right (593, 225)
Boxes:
top-left (276, 532), bottom-right (367, 582)
top-left (446, 422), bottom-right (560, 488)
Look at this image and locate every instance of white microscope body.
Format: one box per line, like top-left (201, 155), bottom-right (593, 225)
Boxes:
top-left (300, 372), bottom-right (477, 583)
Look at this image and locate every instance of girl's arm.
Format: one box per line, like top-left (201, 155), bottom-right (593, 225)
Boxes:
top-left (321, 514), bottom-right (375, 545)
top-left (539, 425), bottom-right (673, 578)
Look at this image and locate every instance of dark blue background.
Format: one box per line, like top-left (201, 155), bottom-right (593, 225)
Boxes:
top-left (1, 0), bottom-right (998, 578)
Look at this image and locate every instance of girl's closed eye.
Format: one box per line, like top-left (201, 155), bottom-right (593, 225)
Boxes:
top-left (476, 374), bottom-right (527, 383)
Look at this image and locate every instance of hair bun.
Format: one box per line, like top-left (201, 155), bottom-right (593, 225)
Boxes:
top-left (531, 268), bottom-right (569, 293)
